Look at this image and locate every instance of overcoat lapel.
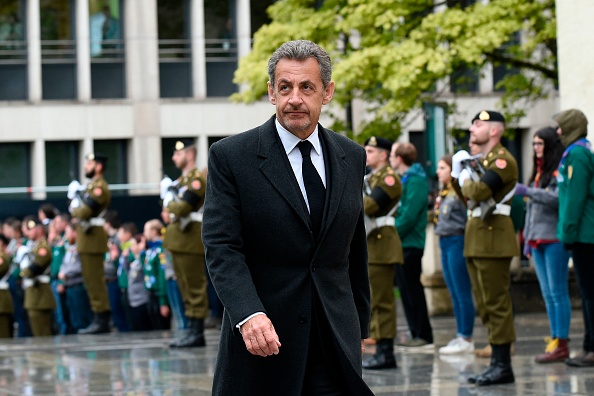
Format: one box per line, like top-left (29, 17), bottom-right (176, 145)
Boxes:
top-left (257, 117), bottom-right (311, 230)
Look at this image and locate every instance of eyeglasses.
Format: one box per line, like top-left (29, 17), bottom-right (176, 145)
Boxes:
top-left (532, 142), bottom-right (544, 147)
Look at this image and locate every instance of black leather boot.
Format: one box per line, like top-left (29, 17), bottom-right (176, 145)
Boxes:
top-left (78, 311), bottom-right (111, 335)
top-left (362, 339), bottom-right (397, 370)
top-left (468, 354), bottom-right (495, 384)
top-left (170, 319), bottom-right (206, 348)
top-left (476, 343), bottom-right (515, 386)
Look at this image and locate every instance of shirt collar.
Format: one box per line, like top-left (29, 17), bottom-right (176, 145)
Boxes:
top-left (275, 119), bottom-right (322, 156)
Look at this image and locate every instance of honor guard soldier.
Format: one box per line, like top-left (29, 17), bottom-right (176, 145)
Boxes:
top-left (0, 235), bottom-right (14, 338)
top-left (451, 110), bottom-right (518, 386)
top-left (20, 217), bottom-right (56, 336)
top-left (161, 139), bottom-right (208, 348)
top-left (69, 152), bottom-right (112, 334)
top-left (361, 136), bottom-right (403, 370)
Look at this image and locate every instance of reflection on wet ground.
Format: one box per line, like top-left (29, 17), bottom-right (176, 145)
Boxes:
top-left (0, 310), bottom-right (591, 395)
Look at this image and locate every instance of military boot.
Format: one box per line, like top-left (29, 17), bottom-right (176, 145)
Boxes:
top-left (78, 311), bottom-right (111, 335)
top-left (362, 339), bottom-right (397, 370)
top-left (170, 319), bottom-right (206, 348)
top-left (475, 343), bottom-right (515, 386)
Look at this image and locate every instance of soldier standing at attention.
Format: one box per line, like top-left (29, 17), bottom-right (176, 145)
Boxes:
top-left (71, 153), bottom-right (112, 334)
top-left (0, 235), bottom-right (14, 338)
top-left (162, 139), bottom-right (208, 348)
top-left (451, 110), bottom-right (518, 386)
top-left (21, 217), bottom-right (56, 336)
top-left (361, 136), bottom-right (403, 370)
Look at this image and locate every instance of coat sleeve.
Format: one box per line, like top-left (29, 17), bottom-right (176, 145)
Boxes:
top-left (560, 150), bottom-right (592, 243)
top-left (202, 143), bottom-right (266, 329)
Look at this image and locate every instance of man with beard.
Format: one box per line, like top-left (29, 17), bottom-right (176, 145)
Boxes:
top-left (70, 153), bottom-right (112, 334)
top-left (161, 139), bottom-right (208, 348)
top-left (451, 111), bottom-right (518, 386)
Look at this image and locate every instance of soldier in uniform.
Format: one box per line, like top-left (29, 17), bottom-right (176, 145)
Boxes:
top-left (451, 110), bottom-right (518, 386)
top-left (0, 234), bottom-right (14, 338)
top-left (71, 152), bottom-right (112, 334)
top-left (361, 136), bottom-right (403, 370)
top-left (21, 217), bottom-right (56, 337)
top-left (161, 139), bottom-right (208, 348)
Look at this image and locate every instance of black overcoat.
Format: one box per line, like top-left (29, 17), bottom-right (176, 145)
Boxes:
top-left (202, 116), bottom-right (373, 395)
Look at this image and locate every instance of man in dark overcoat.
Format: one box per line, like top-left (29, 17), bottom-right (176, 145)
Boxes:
top-left (202, 40), bottom-right (374, 395)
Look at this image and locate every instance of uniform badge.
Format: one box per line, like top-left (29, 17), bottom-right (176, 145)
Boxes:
top-left (568, 165), bottom-right (573, 180)
top-left (93, 187), bottom-right (103, 196)
top-left (488, 152), bottom-right (493, 158)
top-left (159, 253), bottom-right (166, 265)
top-left (479, 111), bottom-right (490, 121)
top-left (384, 175), bottom-right (396, 187)
top-left (38, 248), bottom-right (48, 257)
top-left (191, 180), bottom-right (202, 190)
top-left (495, 159), bottom-right (507, 169)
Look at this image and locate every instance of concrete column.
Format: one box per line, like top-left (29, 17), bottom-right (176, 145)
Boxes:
top-left (556, 0), bottom-right (594, 140)
top-left (31, 139), bottom-right (46, 200)
top-left (191, 0), bottom-right (206, 99)
top-left (236, 0), bottom-right (251, 93)
top-left (27, 0), bottom-right (42, 101)
top-left (479, 63), bottom-right (494, 94)
top-left (197, 134), bottom-right (208, 171)
top-left (76, 0), bottom-right (91, 101)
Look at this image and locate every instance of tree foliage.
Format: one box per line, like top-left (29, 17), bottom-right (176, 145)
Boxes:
top-left (231, 0), bottom-right (557, 142)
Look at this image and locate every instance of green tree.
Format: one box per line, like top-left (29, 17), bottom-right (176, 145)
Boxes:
top-left (231, 0), bottom-right (557, 142)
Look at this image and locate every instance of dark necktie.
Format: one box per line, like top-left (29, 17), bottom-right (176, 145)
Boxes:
top-left (297, 141), bottom-right (326, 237)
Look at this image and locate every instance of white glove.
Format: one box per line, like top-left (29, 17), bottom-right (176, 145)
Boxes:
top-left (451, 150), bottom-right (470, 178)
top-left (160, 177), bottom-right (173, 200)
top-left (163, 190), bottom-right (175, 208)
top-left (458, 169), bottom-right (471, 186)
top-left (68, 196), bottom-right (82, 214)
top-left (67, 180), bottom-right (82, 200)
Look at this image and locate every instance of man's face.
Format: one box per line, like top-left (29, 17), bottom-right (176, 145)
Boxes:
top-left (389, 143), bottom-right (399, 169)
top-left (84, 160), bottom-right (97, 178)
top-left (469, 120), bottom-right (491, 147)
top-left (365, 146), bottom-right (386, 169)
top-left (172, 149), bottom-right (188, 170)
top-left (268, 58), bottom-right (334, 137)
top-left (54, 217), bottom-right (67, 234)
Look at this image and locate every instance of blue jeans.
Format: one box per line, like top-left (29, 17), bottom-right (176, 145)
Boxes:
top-left (166, 279), bottom-right (188, 330)
top-left (106, 279), bottom-right (130, 332)
top-left (531, 242), bottom-right (571, 339)
top-left (51, 280), bottom-right (70, 335)
top-left (440, 235), bottom-right (475, 338)
top-left (65, 283), bottom-right (94, 332)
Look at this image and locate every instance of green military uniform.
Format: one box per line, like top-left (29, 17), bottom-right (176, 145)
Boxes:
top-left (22, 237), bottom-right (56, 337)
top-left (460, 142), bottom-right (518, 345)
top-left (163, 167), bottom-right (208, 319)
top-left (364, 164), bottom-right (403, 340)
top-left (0, 252), bottom-right (14, 338)
top-left (72, 175), bottom-right (111, 313)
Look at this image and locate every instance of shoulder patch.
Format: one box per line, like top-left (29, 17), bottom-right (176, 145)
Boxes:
top-left (495, 158), bottom-right (507, 169)
top-left (191, 180), bottom-right (202, 190)
top-left (93, 187), bottom-right (103, 196)
top-left (384, 175), bottom-right (396, 187)
top-left (568, 165), bottom-right (573, 180)
top-left (38, 248), bottom-right (48, 257)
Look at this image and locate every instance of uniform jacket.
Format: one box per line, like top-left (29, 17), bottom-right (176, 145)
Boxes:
top-left (202, 116), bottom-right (372, 396)
top-left (557, 142), bottom-right (594, 244)
top-left (0, 252), bottom-right (14, 314)
top-left (23, 238), bottom-right (56, 311)
top-left (72, 176), bottom-right (111, 254)
top-left (163, 168), bottom-right (206, 255)
top-left (461, 143), bottom-right (519, 258)
top-left (395, 163), bottom-right (429, 249)
top-left (364, 164), bottom-right (403, 264)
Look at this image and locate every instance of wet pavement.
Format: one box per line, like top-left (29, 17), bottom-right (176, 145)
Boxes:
top-left (0, 309), bottom-right (592, 395)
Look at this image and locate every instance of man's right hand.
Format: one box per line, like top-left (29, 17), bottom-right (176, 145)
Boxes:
top-left (451, 150), bottom-right (470, 178)
top-left (240, 314), bottom-right (281, 357)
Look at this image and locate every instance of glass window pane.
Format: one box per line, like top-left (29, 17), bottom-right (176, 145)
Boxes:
top-left (45, 141), bottom-right (79, 198)
top-left (450, 65), bottom-right (479, 93)
top-left (0, 0), bottom-right (27, 100)
top-left (204, 0), bottom-right (237, 97)
top-left (93, 139), bottom-right (128, 195)
top-left (250, 0), bottom-right (275, 37)
top-left (0, 142), bottom-right (31, 200)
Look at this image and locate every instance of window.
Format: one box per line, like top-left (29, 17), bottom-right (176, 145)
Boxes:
top-left (158, 0), bottom-right (192, 98)
top-left (250, 0), bottom-right (275, 37)
top-left (492, 32), bottom-right (521, 92)
top-left (0, 143), bottom-right (31, 199)
top-left (40, 0), bottom-right (77, 100)
top-left (204, 0), bottom-right (237, 97)
top-left (450, 64), bottom-right (479, 93)
top-left (89, 0), bottom-right (125, 99)
top-left (0, 0), bottom-right (27, 101)
top-left (45, 141), bottom-right (79, 198)
top-left (93, 139), bottom-right (128, 195)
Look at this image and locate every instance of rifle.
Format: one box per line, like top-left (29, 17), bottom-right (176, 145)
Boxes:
top-left (460, 155), bottom-right (497, 221)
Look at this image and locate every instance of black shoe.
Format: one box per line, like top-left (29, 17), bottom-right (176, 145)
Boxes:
top-left (170, 319), bottom-right (206, 348)
top-left (565, 351), bottom-right (594, 367)
top-left (78, 312), bottom-right (111, 335)
top-left (467, 366), bottom-right (493, 384)
top-left (362, 339), bottom-right (397, 370)
top-left (475, 362), bottom-right (514, 386)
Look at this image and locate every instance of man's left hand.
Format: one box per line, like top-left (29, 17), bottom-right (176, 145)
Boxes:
top-left (240, 314), bottom-right (281, 357)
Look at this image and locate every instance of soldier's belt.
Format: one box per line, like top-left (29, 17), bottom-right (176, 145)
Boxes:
top-left (469, 204), bottom-right (511, 218)
top-left (89, 217), bottom-right (106, 226)
top-left (23, 275), bottom-right (50, 288)
top-left (365, 215), bottom-right (395, 237)
top-left (0, 281), bottom-right (8, 290)
top-left (189, 212), bottom-right (203, 222)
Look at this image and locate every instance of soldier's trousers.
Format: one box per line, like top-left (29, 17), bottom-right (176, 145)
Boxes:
top-left (171, 253), bottom-right (208, 319)
top-left (466, 257), bottom-right (515, 344)
top-left (369, 263), bottom-right (397, 340)
top-left (28, 309), bottom-right (53, 336)
top-left (80, 253), bottom-right (110, 313)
